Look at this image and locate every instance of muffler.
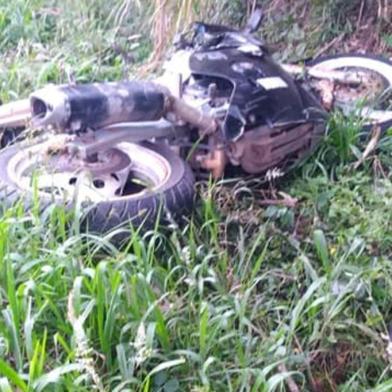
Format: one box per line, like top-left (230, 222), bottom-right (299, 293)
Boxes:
top-left (30, 81), bottom-right (166, 132)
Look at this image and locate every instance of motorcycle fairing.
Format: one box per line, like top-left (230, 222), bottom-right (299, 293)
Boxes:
top-left (187, 23), bottom-right (327, 140)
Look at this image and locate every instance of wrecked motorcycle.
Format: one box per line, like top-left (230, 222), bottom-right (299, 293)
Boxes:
top-left (0, 12), bottom-right (391, 233)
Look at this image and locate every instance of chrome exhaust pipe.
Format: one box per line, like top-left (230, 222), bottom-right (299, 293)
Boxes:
top-left (0, 99), bottom-right (31, 128)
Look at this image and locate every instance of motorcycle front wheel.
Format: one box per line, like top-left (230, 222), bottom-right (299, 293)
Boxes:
top-left (308, 54), bottom-right (392, 132)
top-left (0, 140), bottom-right (195, 235)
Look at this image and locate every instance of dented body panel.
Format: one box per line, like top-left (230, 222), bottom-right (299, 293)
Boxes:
top-left (184, 22), bottom-right (327, 141)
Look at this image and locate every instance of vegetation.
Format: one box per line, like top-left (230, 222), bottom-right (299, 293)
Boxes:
top-left (0, 0), bottom-right (391, 391)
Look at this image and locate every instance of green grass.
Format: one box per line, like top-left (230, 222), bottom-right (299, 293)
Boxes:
top-left (0, 0), bottom-right (392, 391)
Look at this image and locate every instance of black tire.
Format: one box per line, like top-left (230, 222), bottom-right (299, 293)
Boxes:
top-left (0, 128), bottom-right (24, 147)
top-left (307, 53), bottom-right (392, 133)
top-left (0, 141), bottom-right (195, 235)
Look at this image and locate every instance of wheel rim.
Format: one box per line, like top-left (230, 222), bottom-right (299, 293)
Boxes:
top-left (7, 140), bottom-right (172, 202)
top-left (310, 57), bottom-right (392, 124)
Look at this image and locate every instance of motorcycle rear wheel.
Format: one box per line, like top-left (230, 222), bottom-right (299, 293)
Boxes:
top-left (0, 140), bottom-right (194, 235)
top-left (308, 54), bottom-right (392, 132)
